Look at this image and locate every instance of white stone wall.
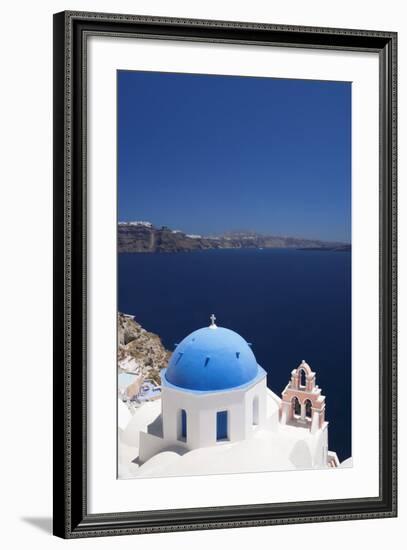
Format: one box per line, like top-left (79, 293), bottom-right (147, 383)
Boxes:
top-left (139, 376), bottom-right (267, 462)
top-left (162, 376), bottom-right (267, 448)
top-left (310, 422), bottom-right (329, 467)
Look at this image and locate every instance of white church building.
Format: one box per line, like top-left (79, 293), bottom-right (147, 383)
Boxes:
top-left (119, 316), bottom-right (343, 478)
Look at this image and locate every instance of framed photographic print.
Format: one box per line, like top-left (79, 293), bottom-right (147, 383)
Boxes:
top-left (53, 11), bottom-right (397, 538)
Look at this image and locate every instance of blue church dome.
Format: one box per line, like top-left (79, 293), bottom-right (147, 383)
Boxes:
top-left (164, 322), bottom-right (260, 391)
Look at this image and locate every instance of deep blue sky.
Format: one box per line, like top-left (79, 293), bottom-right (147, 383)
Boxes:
top-left (118, 71), bottom-right (351, 242)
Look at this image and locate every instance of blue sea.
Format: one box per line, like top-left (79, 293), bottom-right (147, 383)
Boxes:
top-left (118, 248), bottom-right (351, 462)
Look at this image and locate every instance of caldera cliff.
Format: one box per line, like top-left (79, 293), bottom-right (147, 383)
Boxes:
top-left (118, 222), bottom-right (350, 253)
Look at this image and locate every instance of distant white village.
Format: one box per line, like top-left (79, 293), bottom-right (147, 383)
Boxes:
top-left (118, 315), bottom-right (352, 479)
top-left (118, 220), bottom-right (153, 227)
top-left (118, 220), bottom-right (204, 239)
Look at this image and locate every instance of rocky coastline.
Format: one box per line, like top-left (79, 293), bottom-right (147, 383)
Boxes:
top-left (118, 312), bottom-right (170, 384)
top-left (118, 222), bottom-right (350, 253)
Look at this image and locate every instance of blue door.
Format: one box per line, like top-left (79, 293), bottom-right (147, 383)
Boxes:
top-left (216, 411), bottom-right (228, 440)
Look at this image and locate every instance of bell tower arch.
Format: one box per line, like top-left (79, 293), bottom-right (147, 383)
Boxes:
top-left (279, 360), bottom-right (326, 433)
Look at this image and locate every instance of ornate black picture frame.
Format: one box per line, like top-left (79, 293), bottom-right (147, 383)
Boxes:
top-left (53, 10), bottom-right (397, 539)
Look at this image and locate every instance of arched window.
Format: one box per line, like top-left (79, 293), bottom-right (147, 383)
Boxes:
top-left (305, 399), bottom-right (312, 419)
top-left (178, 409), bottom-right (187, 441)
top-left (252, 396), bottom-right (259, 426)
top-left (299, 368), bottom-right (306, 388)
top-left (292, 396), bottom-right (301, 417)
